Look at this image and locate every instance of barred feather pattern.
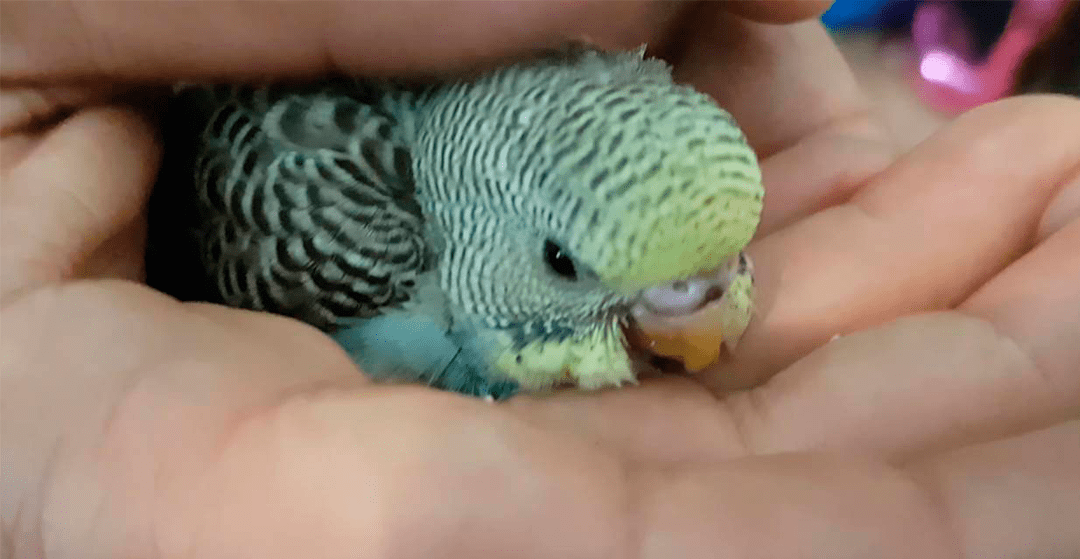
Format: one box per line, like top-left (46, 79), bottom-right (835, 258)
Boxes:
top-left (413, 47), bottom-right (762, 341)
top-left (184, 79), bottom-right (429, 330)
top-left (177, 46), bottom-right (761, 394)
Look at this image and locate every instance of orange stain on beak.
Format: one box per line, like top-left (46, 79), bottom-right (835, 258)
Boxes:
top-left (634, 302), bottom-right (729, 372)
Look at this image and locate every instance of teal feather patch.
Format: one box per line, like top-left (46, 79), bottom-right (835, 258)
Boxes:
top-left (332, 314), bottom-right (520, 400)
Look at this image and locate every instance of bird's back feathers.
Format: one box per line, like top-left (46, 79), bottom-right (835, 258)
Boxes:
top-left (176, 79), bottom-right (431, 329)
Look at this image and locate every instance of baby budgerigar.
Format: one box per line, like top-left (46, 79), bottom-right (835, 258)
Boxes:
top-left (161, 45), bottom-right (764, 400)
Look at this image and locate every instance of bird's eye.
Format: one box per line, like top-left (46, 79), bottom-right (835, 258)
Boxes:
top-left (543, 240), bottom-right (578, 281)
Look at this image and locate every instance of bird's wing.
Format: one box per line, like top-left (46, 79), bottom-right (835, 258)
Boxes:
top-left (180, 79), bottom-right (431, 330)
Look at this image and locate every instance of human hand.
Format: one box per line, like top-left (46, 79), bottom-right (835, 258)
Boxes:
top-left (3, 2), bottom-right (1079, 558)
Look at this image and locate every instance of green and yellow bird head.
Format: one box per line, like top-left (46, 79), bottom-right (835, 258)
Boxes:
top-left (414, 47), bottom-right (764, 391)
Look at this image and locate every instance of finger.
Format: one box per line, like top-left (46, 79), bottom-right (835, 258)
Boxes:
top-left (2, 1), bottom-right (833, 83)
top-left (1, 1), bottom-right (688, 82)
top-left (635, 421), bottom-right (1080, 559)
top-left (715, 95), bottom-right (1080, 390)
top-left (754, 118), bottom-right (896, 235)
top-left (670, 7), bottom-right (895, 234)
top-left (1037, 157), bottom-right (1080, 241)
top-left (705, 99), bottom-right (1079, 461)
top-left (720, 0), bottom-right (834, 23)
top-left (725, 308), bottom-right (1076, 461)
top-left (673, 9), bottom-right (880, 159)
top-left (0, 106), bottom-right (158, 301)
top-left (0, 84), bottom-right (127, 134)
top-left (907, 420), bottom-right (1080, 559)
top-left (960, 214), bottom-right (1080, 407)
top-left (74, 213), bottom-right (148, 282)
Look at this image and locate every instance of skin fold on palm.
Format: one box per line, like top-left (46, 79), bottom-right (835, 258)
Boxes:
top-left (2, 2), bottom-right (1079, 559)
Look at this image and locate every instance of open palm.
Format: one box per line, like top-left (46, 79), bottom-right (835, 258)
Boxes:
top-left (3, 3), bottom-right (1078, 558)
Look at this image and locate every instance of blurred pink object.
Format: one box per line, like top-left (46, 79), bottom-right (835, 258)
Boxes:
top-left (911, 0), bottom-right (1070, 113)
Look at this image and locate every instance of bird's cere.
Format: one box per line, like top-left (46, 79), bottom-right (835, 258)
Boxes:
top-left (640, 275), bottom-right (722, 316)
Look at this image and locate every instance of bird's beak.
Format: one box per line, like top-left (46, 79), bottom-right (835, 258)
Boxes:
top-left (626, 253), bottom-right (755, 372)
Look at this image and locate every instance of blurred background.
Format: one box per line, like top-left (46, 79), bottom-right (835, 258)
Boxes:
top-left (821, 0), bottom-right (1079, 149)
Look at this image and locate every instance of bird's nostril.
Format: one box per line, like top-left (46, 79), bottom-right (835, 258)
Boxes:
top-left (702, 285), bottom-right (724, 304)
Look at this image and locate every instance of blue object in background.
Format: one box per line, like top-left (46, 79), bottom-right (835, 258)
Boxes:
top-left (821, 0), bottom-right (895, 30)
top-left (822, 0), bottom-right (921, 32)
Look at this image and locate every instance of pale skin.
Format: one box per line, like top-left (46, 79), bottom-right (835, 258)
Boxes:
top-left (2, 2), bottom-right (1079, 558)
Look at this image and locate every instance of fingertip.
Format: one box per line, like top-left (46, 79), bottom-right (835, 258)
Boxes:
top-left (721, 0), bottom-right (835, 24)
